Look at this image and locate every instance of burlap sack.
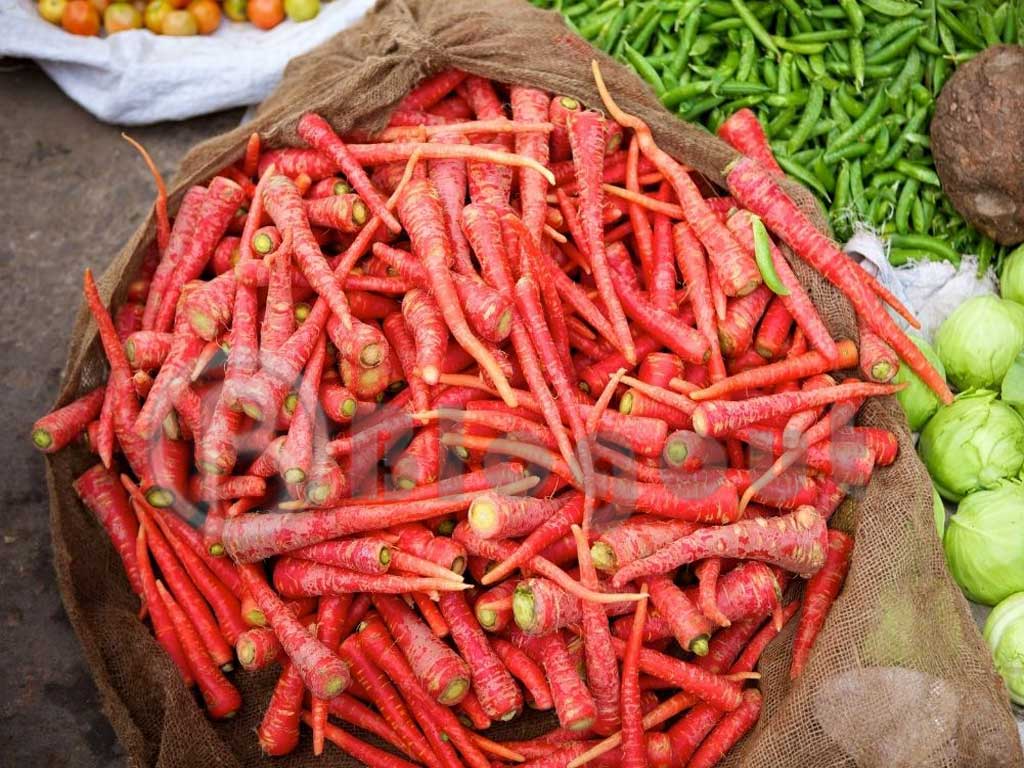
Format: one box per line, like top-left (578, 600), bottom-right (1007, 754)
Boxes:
top-left (46, 1), bottom-right (1024, 766)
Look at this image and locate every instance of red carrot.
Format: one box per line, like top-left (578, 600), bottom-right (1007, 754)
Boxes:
top-left (124, 330), bottom-right (174, 370)
top-left (646, 574), bottom-right (712, 655)
top-left (401, 287), bottom-right (448, 387)
top-left (259, 663), bottom-right (304, 755)
top-left (287, 537), bottom-right (392, 575)
top-left (717, 108), bottom-right (782, 174)
top-left (513, 629), bottom-right (598, 732)
top-left (398, 70), bottom-right (469, 113)
top-left (304, 193), bottom-right (369, 231)
top-left (591, 62), bottom-right (760, 298)
top-left (568, 109), bottom-right (635, 363)
top-left (550, 95), bottom-right (581, 162)
top-left (620, 584), bottom-right (650, 768)
top-left (490, 636), bottom-right (553, 711)
top-left (725, 208), bottom-right (838, 362)
top-left (687, 688), bottom-right (763, 768)
top-left (605, 243), bottom-right (709, 364)
top-left (136, 527), bottom-right (192, 685)
top-left (696, 557), bottom-right (730, 628)
top-left (790, 529), bottom-right (853, 679)
top-left (260, 240), bottom-right (296, 360)
top-left (278, 332), bottom-right (326, 484)
top-left (475, 581), bottom-right (517, 632)
top-left (156, 581), bottom-right (241, 719)
top-left (608, 636), bottom-right (743, 712)
top-left (427, 130), bottom-right (478, 276)
top-left (74, 465), bottom-right (143, 595)
top-left (391, 522), bottom-right (468, 573)
top-left (612, 506), bottom-right (828, 587)
top-left (512, 85), bottom-right (553, 241)
top-left (591, 518), bottom-right (698, 572)
top-left (571, 523), bottom-right (622, 735)
top-left (238, 563), bottom-right (350, 700)
top-left (724, 156), bottom-right (950, 402)
top-left (358, 614), bottom-right (491, 768)
top-left (339, 635), bottom-right (438, 766)
top-left (858, 321), bottom-right (900, 383)
top-left (440, 590), bottom-right (523, 720)
top-left (326, 693), bottom-right (409, 758)
top-left (625, 135), bottom-right (656, 286)
top-left (33, 386), bottom-right (105, 453)
top-left (649, 188), bottom-right (678, 314)
top-left (235, 626), bottom-right (282, 671)
top-left (150, 510), bottom-right (247, 644)
top-left (719, 284), bottom-right (773, 357)
top-left (273, 557), bottom-right (468, 598)
top-left (308, 594), bottom-right (352, 755)
top-left (469, 493), bottom-right (567, 539)
top-left (755, 296), bottom-right (793, 359)
top-left (674, 220), bottom-right (726, 381)
top-left (688, 340), bottom-right (858, 401)
top-left (692, 380), bottom-right (903, 438)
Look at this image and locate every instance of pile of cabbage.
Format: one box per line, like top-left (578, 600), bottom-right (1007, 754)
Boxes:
top-left (896, 246), bottom-right (1024, 707)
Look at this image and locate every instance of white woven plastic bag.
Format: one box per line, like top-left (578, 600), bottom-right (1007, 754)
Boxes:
top-left (0, 0), bottom-right (373, 124)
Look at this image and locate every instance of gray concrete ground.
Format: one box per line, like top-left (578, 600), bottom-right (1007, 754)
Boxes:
top-left (0, 60), bottom-right (241, 767)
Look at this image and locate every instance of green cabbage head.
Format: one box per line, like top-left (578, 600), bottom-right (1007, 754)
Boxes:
top-left (919, 390), bottom-right (1024, 501)
top-left (983, 592), bottom-right (1024, 705)
top-left (944, 483), bottom-right (1024, 605)
top-left (894, 334), bottom-right (945, 431)
top-left (935, 296), bottom-right (1024, 391)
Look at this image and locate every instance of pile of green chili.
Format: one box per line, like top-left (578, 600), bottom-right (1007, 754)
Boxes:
top-left (533, 0), bottom-right (1017, 274)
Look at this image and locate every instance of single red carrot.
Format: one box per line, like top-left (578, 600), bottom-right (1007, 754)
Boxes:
top-left (591, 62), bottom-right (760, 298)
top-left (136, 527), bottom-right (192, 685)
top-left (326, 693), bottom-right (409, 758)
top-left (790, 529), bottom-right (853, 679)
top-left (142, 186), bottom-right (205, 327)
top-left (691, 380), bottom-right (902, 438)
top-left (858, 321), bottom-right (900, 383)
top-left (612, 506), bottom-right (828, 588)
top-left (568, 109), bottom-right (635, 363)
top-left (440, 590), bottom-right (523, 720)
top-left (397, 69), bottom-right (469, 113)
top-left (475, 581), bottom-right (517, 633)
top-left (260, 241), bottom-right (296, 360)
top-left (719, 284), bottom-right (773, 357)
top-left (122, 134), bottom-right (170, 252)
top-left (390, 521), bottom-right (468, 573)
top-left (287, 537), bottom-right (391, 574)
top-left (549, 95), bottom-right (582, 162)
top-left (620, 584), bottom-right (650, 768)
top-left (303, 711), bottom-right (421, 768)
top-left (571, 523), bottom-right (622, 735)
top-left (491, 636), bottom-right (554, 710)
top-left (75, 464), bottom-right (143, 595)
top-left (258, 662), bottom-right (304, 756)
top-left (512, 85), bottom-right (553, 242)
top-left (625, 135), bottom-right (656, 286)
top-left (513, 629), bottom-right (598, 732)
top-left (304, 193), bottom-right (369, 231)
top-left (469, 493), bottom-right (567, 540)
top-left (674, 220), bottom-right (726, 381)
top-left (646, 574), bottom-right (712, 655)
top-left (277, 332), bottom-right (326, 484)
top-left (755, 296), bottom-right (793, 359)
top-left (238, 563), bottom-right (350, 700)
top-left (273, 557), bottom-right (468, 598)
top-left (309, 594), bottom-right (352, 755)
top-left (33, 386), bottom-right (105, 453)
top-left (590, 518), bottom-right (698, 573)
top-left (124, 330), bottom-right (174, 370)
top-left (688, 340), bottom-right (858, 401)
top-left (696, 557), bottom-right (730, 628)
top-left (717, 108), bottom-right (782, 174)
top-left (235, 625), bottom-right (282, 671)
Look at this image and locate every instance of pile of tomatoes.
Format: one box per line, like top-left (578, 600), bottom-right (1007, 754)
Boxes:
top-left (38, 0), bottom-right (321, 36)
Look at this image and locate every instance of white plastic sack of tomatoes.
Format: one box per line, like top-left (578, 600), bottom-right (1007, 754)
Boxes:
top-left (0, 0), bottom-right (374, 124)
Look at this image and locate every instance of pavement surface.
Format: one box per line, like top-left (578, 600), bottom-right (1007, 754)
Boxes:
top-left (0, 60), bottom-right (242, 767)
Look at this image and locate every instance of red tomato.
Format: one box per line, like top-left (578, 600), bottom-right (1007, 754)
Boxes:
top-left (61, 0), bottom-right (100, 34)
top-left (246, 0), bottom-right (283, 29)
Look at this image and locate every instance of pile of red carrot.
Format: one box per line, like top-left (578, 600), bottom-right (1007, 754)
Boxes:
top-left (35, 61), bottom-right (942, 768)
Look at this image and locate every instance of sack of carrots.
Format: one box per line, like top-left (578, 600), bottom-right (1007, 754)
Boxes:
top-left (37, 1), bottom-right (1023, 767)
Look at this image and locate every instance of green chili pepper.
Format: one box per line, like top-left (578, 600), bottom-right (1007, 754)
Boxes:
top-left (730, 0), bottom-right (781, 56)
top-left (751, 215), bottom-right (790, 295)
